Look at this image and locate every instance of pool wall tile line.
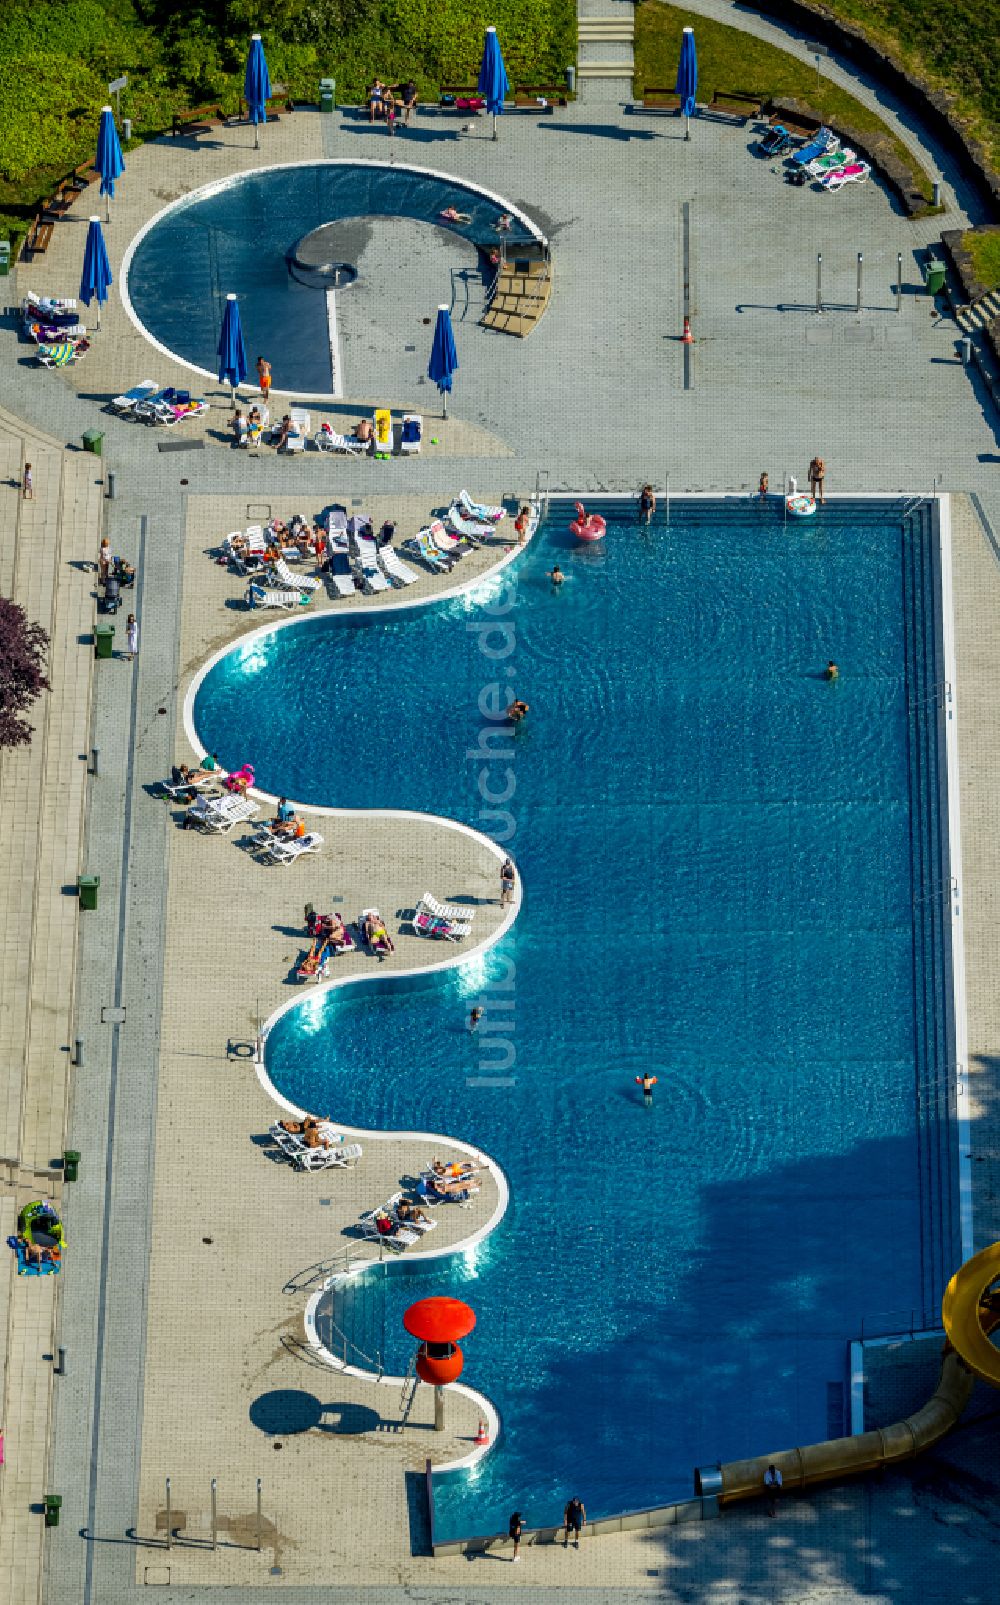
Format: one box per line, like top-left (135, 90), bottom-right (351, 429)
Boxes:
top-left (936, 494), bottom-right (973, 1259)
top-left (119, 157), bottom-right (547, 400)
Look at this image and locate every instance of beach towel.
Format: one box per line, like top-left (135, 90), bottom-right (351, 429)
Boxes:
top-left (7, 1236), bottom-right (61, 1276)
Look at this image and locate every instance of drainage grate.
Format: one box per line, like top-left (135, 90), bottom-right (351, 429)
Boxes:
top-left (157, 438), bottom-right (205, 453)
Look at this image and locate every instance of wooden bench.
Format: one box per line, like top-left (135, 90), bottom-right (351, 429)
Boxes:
top-left (513, 84), bottom-right (566, 108)
top-left (70, 162), bottom-right (97, 191)
top-left (439, 86), bottom-right (483, 108)
top-left (44, 183), bottom-right (74, 216)
top-left (710, 91), bottom-right (763, 121)
top-left (24, 217), bottom-right (54, 257)
top-left (641, 88), bottom-right (682, 113)
top-left (237, 92), bottom-right (292, 121)
top-left (768, 110), bottom-right (818, 138)
top-left (172, 104), bottom-right (226, 137)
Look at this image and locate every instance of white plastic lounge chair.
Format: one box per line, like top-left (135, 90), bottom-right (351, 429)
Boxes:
top-left (421, 520), bottom-right (467, 558)
top-left (820, 161), bottom-right (870, 192)
top-left (159, 768), bottom-right (219, 801)
top-left (359, 1207), bottom-right (421, 1251)
top-left (326, 551), bottom-right (357, 598)
top-left (418, 891), bottom-right (477, 927)
top-left (457, 490), bottom-right (506, 524)
top-left (446, 506), bottom-right (491, 542)
top-left (372, 409), bottom-right (393, 457)
top-left (273, 557), bottom-right (321, 592)
top-left (379, 547), bottom-right (418, 586)
top-left (386, 1191), bottom-right (438, 1233)
top-left (37, 342), bottom-right (86, 368)
top-left (435, 525), bottom-right (473, 557)
top-left (261, 831), bottom-right (324, 865)
top-left (399, 414), bottom-right (422, 455)
top-left (352, 533), bottom-right (390, 593)
top-left (407, 531), bottom-right (453, 571)
top-left (188, 794), bottom-right (258, 833)
top-left (246, 584), bottom-right (308, 611)
top-left (280, 408), bottom-right (310, 453)
top-left (269, 1122), bottom-right (361, 1171)
top-left (414, 908), bottom-right (473, 941)
top-left (111, 380), bottom-right (159, 415)
top-left (807, 146), bottom-right (854, 178)
top-left (418, 1168), bottom-right (480, 1208)
top-left (315, 425), bottom-right (365, 454)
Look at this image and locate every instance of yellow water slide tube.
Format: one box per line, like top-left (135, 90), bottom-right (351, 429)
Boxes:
top-left (696, 1242), bottom-right (1000, 1507)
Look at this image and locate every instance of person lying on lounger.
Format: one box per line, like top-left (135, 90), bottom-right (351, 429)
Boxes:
top-left (270, 798), bottom-right (299, 836)
top-left (423, 1172), bottom-right (480, 1201)
top-left (279, 1116), bottom-right (334, 1149)
top-left (361, 912), bottom-right (394, 955)
top-left (432, 1157), bottom-right (478, 1179)
top-left (396, 1199), bottom-right (432, 1225)
top-left (354, 418), bottom-right (374, 443)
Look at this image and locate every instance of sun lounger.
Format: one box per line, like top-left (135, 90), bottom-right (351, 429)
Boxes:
top-left (406, 531), bottom-right (453, 571)
top-left (270, 1123), bottom-right (362, 1171)
top-left (37, 342), bottom-right (86, 368)
top-left (379, 546), bottom-right (418, 586)
top-left (386, 1190), bottom-right (438, 1233)
top-left (414, 909), bottom-right (473, 941)
top-left (28, 320), bottom-right (87, 344)
top-left (144, 397), bottom-right (208, 426)
top-left (807, 146), bottom-right (855, 178)
top-left (246, 584), bottom-right (309, 610)
top-left (315, 425), bottom-right (365, 454)
top-left (159, 768), bottom-right (219, 801)
top-left (273, 557), bottom-right (321, 591)
top-left (417, 891), bottom-right (477, 927)
top-left (457, 490), bottom-right (506, 524)
top-left (326, 550), bottom-right (357, 598)
top-left (359, 1207), bottom-right (421, 1251)
top-left (22, 292), bottom-right (78, 324)
top-left (373, 409), bottom-right (393, 458)
top-left (110, 379), bottom-right (159, 415)
top-left (820, 160), bottom-right (870, 192)
top-left (420, 519), bottom-right (467, 557)
top-left (260, 831), bottom-right (324, 865)
top-left (352, 531), bottom-right (391, 593)
top-left (417, 1168), bottom-right (480, 1207)
top-left (399, 414), bottom-right (422, 455)
top-left (279, 408), bottom-right (309, 453)
top-left (788, 127), bottom-right (836, 167)
top-left (446, 507), bottom-right (491, 543)
top-left (435, 525), bottom-right (473, 557)
top-left (188, 794), bottom-right (258, 833)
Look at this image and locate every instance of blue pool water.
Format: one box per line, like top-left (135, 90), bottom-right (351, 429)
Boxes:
top-left (127, 161), bottom-right (535, 393)
top-left (193, 500), bottom-right (957, 1539)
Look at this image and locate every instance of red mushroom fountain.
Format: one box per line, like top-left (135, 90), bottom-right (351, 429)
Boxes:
top-left (403, 1297), bottom-right (476, 1431)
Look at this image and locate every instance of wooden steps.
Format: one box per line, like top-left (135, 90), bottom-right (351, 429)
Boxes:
top-left (481, 259), bottom-right (553, 338)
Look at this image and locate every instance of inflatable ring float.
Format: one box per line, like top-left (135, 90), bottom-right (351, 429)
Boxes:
top-left (787, 493), bottom-right (817, 518)
top-left (569, 501), bottom-right (607, 542)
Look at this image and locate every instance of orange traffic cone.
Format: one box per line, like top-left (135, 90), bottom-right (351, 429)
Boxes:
top-left (681, 316), bottom-right (694, 344)
top-left (475, 1420), bottom-right (490, 1446)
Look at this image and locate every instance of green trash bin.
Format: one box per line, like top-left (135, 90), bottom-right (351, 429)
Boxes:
top-left (63, 1149), bottom-right (80, 1183)
top-left (43, 1495), bottom-right (62, 1528)
top-left (0, 240), bottom-right (10, 277)
top-left (82, 428), bottom-right (104, 456)
top-left (320, 77), bottom-right (335, 113)
top-left (924, 260), bottom-right (946, 295)
top-left (94, 623), bottom-right (115, 659)
top-left (78, 874), bottom-right (100, 911)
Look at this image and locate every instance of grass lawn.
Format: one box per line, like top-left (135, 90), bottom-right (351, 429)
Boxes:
top-left (633, 0), bottom-right (934, 204)
top-left (962, 230), bottom-right (1000, 293)
top-left (821, 0), bottom-right (999, 177)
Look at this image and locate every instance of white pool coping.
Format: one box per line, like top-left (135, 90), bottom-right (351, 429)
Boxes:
top-left (119, 157), bottom-right (547, 400)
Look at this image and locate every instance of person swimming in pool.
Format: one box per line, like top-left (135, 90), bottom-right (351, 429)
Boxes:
top-left (507, 699), bottom-right (529, 722)
top-left (546, 564), bottom-right (565, 586)
top-left (440, 206), bottom-right (472, 224)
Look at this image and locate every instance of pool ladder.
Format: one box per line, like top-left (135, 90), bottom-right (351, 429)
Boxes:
top-left (396, 1354), bottom-right (419, 1432)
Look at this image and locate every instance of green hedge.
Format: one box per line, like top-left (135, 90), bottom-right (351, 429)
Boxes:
top-left (0, 0), bottom-right (575, 247)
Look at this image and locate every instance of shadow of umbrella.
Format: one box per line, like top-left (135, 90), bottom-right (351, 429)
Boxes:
top-left (249, 1388), bottom-right (382, 1436)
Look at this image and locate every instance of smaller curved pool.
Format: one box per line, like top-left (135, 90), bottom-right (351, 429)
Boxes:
top-left (124, 159), bottom-right (541, 394)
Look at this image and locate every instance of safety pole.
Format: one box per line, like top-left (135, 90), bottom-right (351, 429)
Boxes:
top-left (856, 252), bottom-right (863, 314)
top-left (256, 1479), bottom-right (262, 1552)
top-left (897, 252), bottom-right (903, 312)
top-left (815, 253), bottom-right (822, 314)
top-left (211, 1478), bottom-right (217, 1550)
top-left (165, 1478), bottom-right (172, 1550)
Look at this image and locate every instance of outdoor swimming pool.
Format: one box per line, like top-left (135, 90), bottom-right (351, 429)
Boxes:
top-left (124, 160), bottom-right (538, 393)
top-left (193, 499), bottom-right (961, 1540)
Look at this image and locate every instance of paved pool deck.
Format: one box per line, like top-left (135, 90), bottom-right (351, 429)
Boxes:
top-left (1, 27), bottom-right (1000, 1604)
